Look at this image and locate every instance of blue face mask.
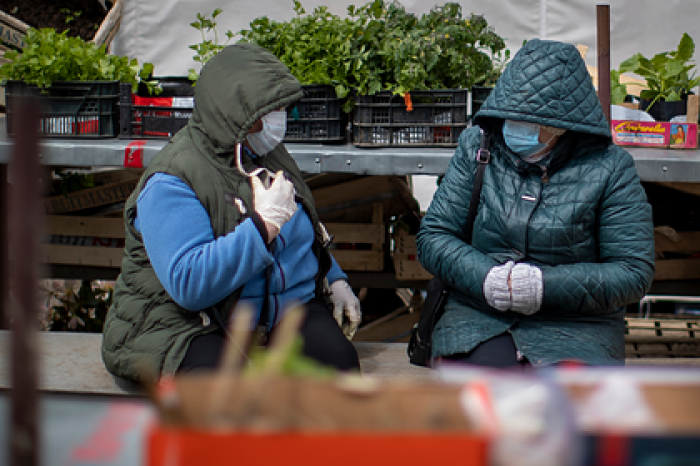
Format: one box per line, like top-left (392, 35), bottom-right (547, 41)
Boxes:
top-left (503, 120), bottom-right (547, 157)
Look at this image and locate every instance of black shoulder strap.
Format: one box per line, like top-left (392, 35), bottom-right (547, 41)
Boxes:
top-left (464, 128), bottom-right (490, 244)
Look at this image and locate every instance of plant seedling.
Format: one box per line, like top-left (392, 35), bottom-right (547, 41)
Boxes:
top-left (187, 9), bottom-right (234, 84)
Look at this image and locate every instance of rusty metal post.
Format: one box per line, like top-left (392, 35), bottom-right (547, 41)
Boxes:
top-left (0, 164), bottom-right (6, 330)
top-left (9, 98), bottom-right (41, 466)
top-left (597, 4), bottom-right (611, 124)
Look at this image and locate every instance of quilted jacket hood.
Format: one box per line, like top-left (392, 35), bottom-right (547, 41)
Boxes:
top-left (475, 39), bottom-right (611, 139)
top-left (187, 43), bottom-right (304, 157)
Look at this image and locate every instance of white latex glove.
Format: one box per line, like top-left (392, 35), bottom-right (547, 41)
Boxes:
top-left (510, 263), bottom-right (543, 315)
top-left (329, 280), bottom-right (362, 339)
top-left (484, 261), bottom-right (515, 311)
top-left (251, 171), bottom-right (297, 239)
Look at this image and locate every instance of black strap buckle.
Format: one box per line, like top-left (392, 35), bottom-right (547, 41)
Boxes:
top-left (476, 148), bottom-right (491, 164)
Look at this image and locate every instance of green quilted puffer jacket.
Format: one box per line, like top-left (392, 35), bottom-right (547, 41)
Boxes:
top-left (417, 39), bottom-right (655, 366)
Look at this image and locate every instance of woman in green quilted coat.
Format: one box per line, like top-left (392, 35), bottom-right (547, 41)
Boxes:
top-left (417, 39), bottom-right (655, 367)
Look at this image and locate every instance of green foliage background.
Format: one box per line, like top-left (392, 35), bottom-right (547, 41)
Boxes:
top-left (0, 28), bottom-right (156, 92)
top-left (229, 1), bottom-right (505, 108)
top-left (610, 33), bottom-right (700, 110)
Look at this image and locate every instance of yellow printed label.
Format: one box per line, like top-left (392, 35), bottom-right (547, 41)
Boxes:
top-left (614, 121), bottom-right (666, 134)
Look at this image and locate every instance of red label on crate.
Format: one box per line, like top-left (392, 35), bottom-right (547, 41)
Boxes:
top-left (124, 140), bottom-right (146, 168)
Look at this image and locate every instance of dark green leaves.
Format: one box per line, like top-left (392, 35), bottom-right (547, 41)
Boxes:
top-left (236, 1), bottom-right (505, 110)
top-left (0, 28), bottom-right (159, 93)
top-left (188, 10), bottom-right (234, 84)
top-left (613, 33), bottom-right (700, 110)
top-left (610, 70), bottom-right (629, 105)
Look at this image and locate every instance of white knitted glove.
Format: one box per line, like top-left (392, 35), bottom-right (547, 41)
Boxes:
top-left (252, 171), bottom-right (297, 235)
top-left (510, 263), bottom-right (544, 315)
top-left (484, 261), bottom-right (515, 311)
top-left (329, 280), bottom-right (362, 339)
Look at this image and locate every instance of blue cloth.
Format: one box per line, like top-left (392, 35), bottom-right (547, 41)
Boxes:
top-left (135, 172), bottom-right (346, 327)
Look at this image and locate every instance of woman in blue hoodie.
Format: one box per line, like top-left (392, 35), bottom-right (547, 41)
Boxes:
top-left (102, 44), bottom-right (360, 383)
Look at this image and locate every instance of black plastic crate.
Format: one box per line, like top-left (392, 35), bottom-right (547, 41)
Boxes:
top-left (352, 90), bottom-right (469, 148)
top-left (119, 83), bottom-right (192, 139)
top-left (5, 80), bottom-right (119, 138)
top-left (284, 85), bottom-right (346, 143)
top-left (471, 85), bottom-right (493, 121)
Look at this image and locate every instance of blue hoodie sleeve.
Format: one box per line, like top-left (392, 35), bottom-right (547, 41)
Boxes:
top-left (135, 173), bottom-right (274, 311)
top-left (326, 254), bottom-right (347, 284)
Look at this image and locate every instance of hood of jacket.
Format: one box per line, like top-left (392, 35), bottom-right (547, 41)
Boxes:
top-left (186, 42), bottom-right (304, 160)
top-left (475, 39), bottom-right (611, 140)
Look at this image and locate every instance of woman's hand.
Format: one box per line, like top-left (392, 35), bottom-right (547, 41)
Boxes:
top-left (484, 261), bottom-right (543, 315)
top-left (329, 280), bottom-right (362, 339)
top-left (484, 261), bottom-right (515, 311)
top-left (510, 263), bottom-right (543, 315)
top-left (251, 171), bottom-right (297, 242)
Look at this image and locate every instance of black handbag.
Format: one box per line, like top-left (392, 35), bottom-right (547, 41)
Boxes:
top-left (407, 128), bottom-right (491, 367)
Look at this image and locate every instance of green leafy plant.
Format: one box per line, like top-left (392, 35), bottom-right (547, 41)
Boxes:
top-left (60, 7), bottom-right (82, 24)
top-left (482, 48), bottom-right (511, 87)
top-left (378, 3), bottom-right (505, 95)
top-left (0, 28), bottom-right (159, 94)
top-left (611, 33), bottom-right (700, 110)
top-left (236, 1), bottom-right (505, 110)
top-left (43, 280), bottom-right (113, 332)
top-left (237, 0), bottom-right (387, 109)
top-left (245, 336), bottom-right (336, 378)
top-left (187, 9), bottom-right (234, 84)
top-left (51, 169), bottom-right (95, 196)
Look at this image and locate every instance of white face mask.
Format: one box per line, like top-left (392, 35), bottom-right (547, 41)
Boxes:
top-left (246, 110), bottom-right (287, 156)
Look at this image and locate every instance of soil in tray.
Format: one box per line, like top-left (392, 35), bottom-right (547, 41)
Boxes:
top-left (1, 0), bottom-right (110, 42)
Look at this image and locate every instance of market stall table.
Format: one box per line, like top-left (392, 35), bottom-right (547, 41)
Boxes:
top-left (2, 118), bottom-right (700, 293)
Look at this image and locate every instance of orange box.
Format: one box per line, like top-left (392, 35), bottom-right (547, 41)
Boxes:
top-left (147, 429), bottom-right (488, 466)
top-left (144, 374), bottom-right (489, 466)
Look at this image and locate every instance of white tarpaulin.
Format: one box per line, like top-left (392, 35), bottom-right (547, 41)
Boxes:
top-left (110, 0), bottom-right (700, 210)
top-left (112, 0), bottom-right (700, 81)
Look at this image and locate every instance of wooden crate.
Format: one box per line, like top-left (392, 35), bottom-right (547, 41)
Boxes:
top-left (0, 0), bottom-right (123, 59)
top-left (309, 174), bottom-right (419, 224)
top-left (0, 10), bottom-right (28, 53)
top-left (42, 215), bottom-right (125, 268)
top-left (326, 203), bottom-right (385, 272)
top-left (43, 169), bottom-right (140, 215)
top-left (654, 228), bottom-right (700, 281)
top-left (625, 317), bottom-right (700, 358)
top-left (91, 0), bottom-right (125, 50)
top-left (393, 231), bottom-right (432, 281)
top-left (34, 169), bottom-right (141, 268)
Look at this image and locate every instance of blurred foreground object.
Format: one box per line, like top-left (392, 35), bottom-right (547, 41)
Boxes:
top-left (144, 305), bottom-right (487, 466)
top-left (9, 98), bottom-right (42, 465)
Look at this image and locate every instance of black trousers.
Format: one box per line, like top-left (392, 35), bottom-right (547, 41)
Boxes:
top-left (441, 332), bottom-right (530, 368)
top-left (178, 297), bottom-right (360, 373)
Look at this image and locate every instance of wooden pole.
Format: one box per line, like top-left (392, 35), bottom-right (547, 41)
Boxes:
top-left (9, 98), bottom-right (41, 466)
top-left (597, 4), bottom-right (611, 124)
top-left (0, 164), bottom-right (6, 330)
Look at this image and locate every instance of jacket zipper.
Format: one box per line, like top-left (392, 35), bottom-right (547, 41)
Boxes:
top-left (540, 166), bottom-right (549, 184)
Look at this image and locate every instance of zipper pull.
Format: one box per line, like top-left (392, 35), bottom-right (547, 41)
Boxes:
top-left (540, 166), bottom-right (549, 184)
top-left (199, 311), bottom-right (211, 327)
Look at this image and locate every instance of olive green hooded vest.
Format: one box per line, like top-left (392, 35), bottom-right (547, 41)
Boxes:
top-left (101, 44), bottom-right (331, 383)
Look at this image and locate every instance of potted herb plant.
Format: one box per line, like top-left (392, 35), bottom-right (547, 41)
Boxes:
top-left (187, 9), bottom-right (234, 85)
top-left (235, 0), bottom-right (391, 143)
top-left (0, 27), bottom-right (157, 138)
top-left (350, 2), bottom-right (506, 147)
top-left (611, 33), bottom-right (700, 121)
top-left (237, 0), bottom-right (505, 147)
